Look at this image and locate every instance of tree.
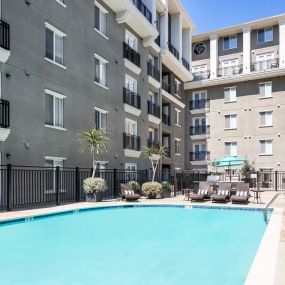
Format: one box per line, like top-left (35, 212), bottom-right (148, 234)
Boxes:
top-left (142, 145), bottom-right (167, 182)
top-left (241, 160), bottom-right (255, 183)
top-left (79, 128), bottom-right (108, 178)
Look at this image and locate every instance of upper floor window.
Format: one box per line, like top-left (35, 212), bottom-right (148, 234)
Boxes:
top-left (260, 140), bottom-right (273, 155)
top-left (95, 54), bottom-right (108, 88)
top-left (175, 109), bottom-right (181, 126)
top-left (174, 139), bottom-right (181, 154)
top-left (95, 107), bottom-right (108, 133)
top-left (225, 142), bottom-right (237, 156)
top-left (260, 111), bottom-right (272, 127)
top-left (174, 79), bottom-right (181, 97)
top-left (45, 89), bottom-right (65, 129)
top-left (125, 30), bottom-right (138, 51)
top-left (45, 157), bottom-right (64, 168)
top-left (55, 0), bottom-right (66, 8)
top-left (257, 27), bottom-right (273, 43)
top-left (95, 1), bottom-right (108, 37)
top-left (125, 118), bottom-right (137, 135)
top-left (259, 82), bottom-right (272, 98)
top-left (224, 87), bottom-right (236, 103)
top-left (45, 22), bottom-right (66, 67)
top-left (223, 35), bottom-right (237, 50)
top-left (125, 75), bottom-right (137, 93)
top-left (225, 114), bottom-right (237, 129)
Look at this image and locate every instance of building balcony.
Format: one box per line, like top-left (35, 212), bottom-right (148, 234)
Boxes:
top-left (182, 57), bottom-right (190, 71)
top-left (148, 139), bottom-right (160, 148)
top-left (162, 81), bottom-right (171, 94)
top-left (147, 61), bottom-right (161, 89)
top-left (217, 65), bottom-right (243, 77)
top-left (155, 35), bottom-right (160, 46)
top-left (251, 59), bottom-right (279, 72)
top-left (148, 101), bottom-right (161, 124)
top-left (0, 20), bottom-right (10, 62)
top-left (162, 114), bottom-right (170, 126)
top-left (192, 70), bottom-right (210, 81)
top-left (0, 99), bottom-right (10, 141)
top-left (103, 0), bottom-right (158, 47)
top-left (190, 151), bottom-right (210, 164)
top-left (163, 146), bottom-right (171, 157)
top-left (123, 42), bottom-right (141, 74)
top-left (123, 133), bottom-right (141, 158)
top-left (190, 100), bottom-right (210, 114)
top-left (168, 42), bottom-right (179, 60)
top-left (123, 87), bottom-right (141, 117)
top-left (190, 125), bottom-right (210, 140)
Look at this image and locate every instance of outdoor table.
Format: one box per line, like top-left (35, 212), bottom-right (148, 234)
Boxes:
top-left (252, 189), bottom-right (265, 204)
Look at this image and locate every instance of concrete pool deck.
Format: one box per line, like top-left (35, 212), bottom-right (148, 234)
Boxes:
top-left (0, 191), bottom-right (284, 285)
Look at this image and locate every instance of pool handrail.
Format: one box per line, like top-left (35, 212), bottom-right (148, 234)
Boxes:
top-left (263, 191), bottom-right (285, 223)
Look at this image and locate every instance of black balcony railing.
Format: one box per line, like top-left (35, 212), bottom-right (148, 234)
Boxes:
top-left (147, 61), bottom-right (160, 82)
top-left (123, 133), bottom-right (141, 151)
top-left (0, 99), bottom-right (10, 128)
top-left (148, 139), bottom-right (160, 148)
top-left (0, 20), bottom-right (10, 50)
top-left (193, 70), bottom-right (210, 81)
top-left (163, 146), bottom-right (171, 157)
top-left (132, 0), bottom-right (152, 23)
top-left (155, 35), bottom-right (160, 46)
top-left (123, 87), bottom-right (141, 109)
top-left (123, 42), bottom-right (140, 67)
top-left (162, 80), bottom-right (171, 93)
top-left (251, 59), bottom-right (279, 72)
top-left (182, 57), bottom-right (190, 71)
top-left (162, 114), bottom-right (170, 126)
top-left (190, 125), bottom-right (210, 136)
top-left (148, 101), bottom-right (160, 118)
top-left (168, 42), bottom-right (179, 60)
top-left (190, 99), bottom-right (210, 110)
top-left (190, 151), bottom-right (210, 161)
top-left (217, 65), bottom-right (243, 77)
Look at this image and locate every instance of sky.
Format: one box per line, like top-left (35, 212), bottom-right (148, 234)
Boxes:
top-left (180, 0), bottom-right (285, 34)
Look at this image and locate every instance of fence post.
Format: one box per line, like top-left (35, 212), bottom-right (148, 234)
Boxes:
top-left (113, 168), bottom-right (117, 198)
top-left (6, 164), bottom-right (12, 211)
top-left (174, 171), bottom-right (177, 197)
top-left (145, 169), bottom-right (148, 182)
top-left (75, 167), bottom-right (80, 202)
top-left (56, 166), bottom-right (60, 205)
top-left (275, 170), bottom-right (278, 191)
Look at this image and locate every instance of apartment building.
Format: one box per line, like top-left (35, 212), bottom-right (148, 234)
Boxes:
top-left (0, 0), bottom-right (193, 174)
top-left (185, 14), bottom-right (285, 172)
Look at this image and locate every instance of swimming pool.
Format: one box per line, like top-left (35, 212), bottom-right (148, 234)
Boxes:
top-left (0, 205), bottom-right (268, 285)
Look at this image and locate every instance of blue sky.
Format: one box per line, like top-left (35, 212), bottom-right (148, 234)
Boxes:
top-left (180, 0), bottom-right (285, 34)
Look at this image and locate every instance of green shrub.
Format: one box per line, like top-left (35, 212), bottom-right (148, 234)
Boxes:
top-left (128, 181), bottom-right (141, 194)
top-left (83, 177), bottom-right (107, 194)
top-left (161, 181), bottom-right (170, 190)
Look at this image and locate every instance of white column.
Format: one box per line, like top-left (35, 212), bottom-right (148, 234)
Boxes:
top-left (160, 5), bottom-right (168, 50)
top-left (242, 27), bottom-right (251, 74)
top-left (182, 28), bottom-right (191, 62)
top-left (279, 19), bottom-right (285, 68)
top-left (210, 34), bottom-right (218, 78)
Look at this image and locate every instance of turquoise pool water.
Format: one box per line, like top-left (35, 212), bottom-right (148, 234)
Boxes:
top-left (0, 206), bottom-right (267, 285)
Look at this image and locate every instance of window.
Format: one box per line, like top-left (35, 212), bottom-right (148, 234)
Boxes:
top-left (125, 75), bottom-right (137, 92)
top-left (174, 139), bottom-right (181, 155)
top-left (257, 27), bottom-right (273, 43)
top-left (45, 22), bottom-right (66, 66)
top-left (222, 59), bottom-right (239, 76)
top-left (125, 163), bottom-right (137, 181)
top-left (260, 111), bottom-right (272, 127)
top-left (259, 82), bottom-right (272, 98)
top-left (225, 114), bottom-right (237, 129)
top-left (45, 89), bottom-right (65, 129)
top-left (55, 0), bottom-right (66, 7)
top-left (192, 65), bottom-right (208, 80)
top-left (45, 157), bottom-right (65, 193)
top-left (224, 87), bottom-right (236, 102)
top-left (260, 140), bottom-right (273, 155)
top-left (95, 107), bottom-right (108, 132)
top-left (125, 118), bottom-right (137, 135)
top-left (95, 54), bottom-right (108, 87)
top-left (225, 142), bottom-right (237, 156)
top-left (175, 109), bottom-right (181, 126)
top-left (174, 79), bottom-right (181, 97)
top-left (125, 30), bottom-right (138, 51)
top-left (95, 1), bottom-right (108, 37)
top-left (223, 35), bottom-right (237, 50)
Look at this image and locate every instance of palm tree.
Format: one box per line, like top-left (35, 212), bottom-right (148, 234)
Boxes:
top-left (79, 128), bottom-right (108, 178)
top-left (142, 145), bottom-right (167, 182)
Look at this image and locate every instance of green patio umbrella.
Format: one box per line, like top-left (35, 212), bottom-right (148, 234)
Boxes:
top-left (212, 156), bottom-right (247, 182)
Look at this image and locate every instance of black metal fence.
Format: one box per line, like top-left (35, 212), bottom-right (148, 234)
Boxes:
top-left (0, 20), bottom-right (10, 50)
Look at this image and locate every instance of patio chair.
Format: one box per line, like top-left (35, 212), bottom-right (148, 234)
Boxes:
top-left (189, 181), bottom-right (211, 202)
top-left (211, 182), bottom-right (231, 203)
top-left (231, 183), bottom-right (250, 204)
top-left (120, 184), bottom-right (140, 202)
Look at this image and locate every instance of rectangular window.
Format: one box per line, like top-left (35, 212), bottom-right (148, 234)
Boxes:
top-left (95, 54), bottom-right (108, 87)
top-left (45, 157), bottom-right (65, 193)
top-left (45, 23), bottom-right (65, 66)
top-left (125, 75), bottom-right (137, 92)
top-left (95, 107), bottom-right (108, 132)
top-left (125, 30), bottom-right (138, 51)
top-left (125, 118), bottom-right (137, 135)
top-left (257, 27), bottom-right (273, 43)
top-left (224, 87), bottom-right (236, 102)
top-left (45, 89), bottom-right (65, 128)
top-left (225, 142), bottom-right (237, 156)
top-left (174, 79), bottom-right (181, 97)
top-left (260, 140), bottom-right (273, 155)
top-left (174, 139), bottom-right (181, 154)
top-left (175, 109), bottom-right (181, 126)
top-left (225, 114), bottom-right (237, 129)
top-left (95, 1), bottom-right (108, 36)
top-left (259, 82), bottom-right (272, 98)
top-left (260, 111), bottom-right (272, 126)
top-left (223, 35), bottom-right (237, 50)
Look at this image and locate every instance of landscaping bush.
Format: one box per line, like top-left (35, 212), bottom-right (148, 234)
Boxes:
top-left (83, 177), bottom-right (108, 194)
top-left (128, 181), bottom-right (141, 194)
top-left (142, 182), bottom-right (162, 199)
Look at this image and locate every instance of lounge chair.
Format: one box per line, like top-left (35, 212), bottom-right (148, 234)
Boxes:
top-left (189, 182), bottom-right (211, 202)
top-left (231, 183), bottom-right (250, 204)
top-left (121, 184), bottom-right (140, 202)
top-left (211, 182), bottom-right (231, 203)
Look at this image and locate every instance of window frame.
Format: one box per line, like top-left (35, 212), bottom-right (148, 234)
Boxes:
top-left (94, 53), bottom-right (108, 89)
top-left (259, 111), bottom-right (273, 127)
top-left (174, 78), bottom-right (181, 98)
top-left (224, 86), bottom-right (237, 103)
top-left (94, 1), bottom-right (108, 39)
top-left (94, 106), bottom-right (108, 133)
top-left (257, 27), bottom-right (273, 44)
top-left (174, 138), bottom-right (181, 155)
top-left (174, 108), bottom-right (182, 127)
top-left (225, 142), bottom-right (237, 157)
top-left (259, 81), bottom-right (272, 99)
top-left (125, 30), bottom-right (138, 51)
top-left (259, 139), bottom-right (273, 155)
top-left (55, 0), bottom-right (66, 8)
top-left (223, 34), bottom-right (237, 50)
top-left (224, 114), bottom-right (237, 130)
